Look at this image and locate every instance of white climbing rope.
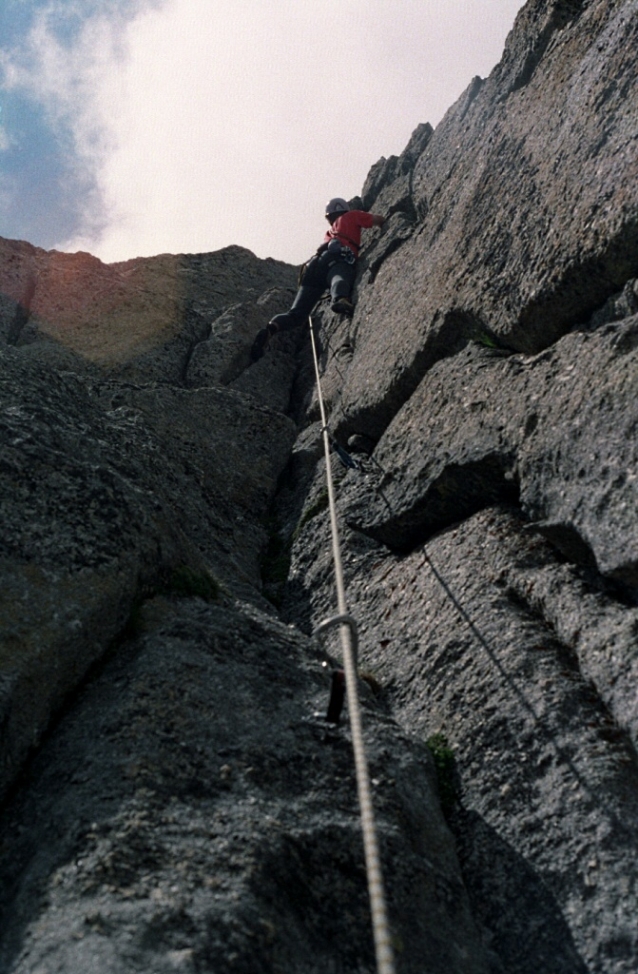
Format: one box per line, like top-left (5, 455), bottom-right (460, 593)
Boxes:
top-left (308, 316), bottom-right (396, 974)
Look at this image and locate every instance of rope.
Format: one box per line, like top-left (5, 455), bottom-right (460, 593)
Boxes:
top-left (308, 315), bottom-right (396, 974)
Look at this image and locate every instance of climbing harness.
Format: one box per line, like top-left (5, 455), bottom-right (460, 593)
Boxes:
top-left (326, 231), bottom-right (359, 260)
top-left (309, 315), bottom-right (396, 974)
top-left (300, 242), bottom-right (356, 287)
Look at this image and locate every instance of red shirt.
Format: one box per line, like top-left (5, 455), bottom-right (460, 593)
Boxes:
top-left (324, 210), bottom-right (376, 256)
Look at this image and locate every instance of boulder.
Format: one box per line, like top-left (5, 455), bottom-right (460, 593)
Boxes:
top-left (0, 238), bottom-right (296, 381)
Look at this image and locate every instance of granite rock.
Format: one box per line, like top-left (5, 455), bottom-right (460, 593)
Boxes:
top-left (0, 600), bottom-right (488, 974)
top-left (332, 0), bottom-right (638, 440)
top-left (341, 315), bottom-right (638, 588)
top-left (1, 0), bottom-right (637, 970)
top-left (284, 497), bottom-right (638, 973)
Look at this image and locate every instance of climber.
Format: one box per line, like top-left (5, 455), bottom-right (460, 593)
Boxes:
top-left (250, 198), bottom-right (385, 361)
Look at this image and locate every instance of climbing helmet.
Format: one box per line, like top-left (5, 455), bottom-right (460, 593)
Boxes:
top-left (325, 197), bottom-right (349, 217)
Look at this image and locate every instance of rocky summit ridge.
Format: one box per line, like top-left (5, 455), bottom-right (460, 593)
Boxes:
top-left (0, 1), bottom-right (637, 972)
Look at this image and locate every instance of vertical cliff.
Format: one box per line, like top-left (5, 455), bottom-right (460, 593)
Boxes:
top-left (0, 0), bottom-right (637, 972)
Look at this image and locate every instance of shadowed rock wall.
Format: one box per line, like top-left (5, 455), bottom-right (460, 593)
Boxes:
top-left (0, 0), bottom-right (637, 971)
top-left (0, 239), bottom-right (486, 973)
top-left (0, 244), bottom-right (299, 803)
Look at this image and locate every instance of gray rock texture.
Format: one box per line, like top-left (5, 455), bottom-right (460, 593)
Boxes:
top-left (342, 315), bottom-right (638, 588)
top-left (0, 237), bottom-right (296, 381)
top-left (0, 600), bottom-right (487, 974)
top-left (284, 503), bottom-right (638, 974)
top-left (0, 245), bottom-right (297, 805)
top-left (332, 0), bottom-right (638, 440)
top-left (0, 0), bottom-right (637, 971)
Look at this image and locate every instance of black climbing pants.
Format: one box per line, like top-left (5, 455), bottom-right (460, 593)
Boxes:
top-left (270, 251), bottom-right (356, 332)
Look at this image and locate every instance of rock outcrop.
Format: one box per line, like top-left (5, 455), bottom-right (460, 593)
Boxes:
top-left (0, 0), bottom-right (637, 972)
top-left (334, 0), bottom-right (638, 441)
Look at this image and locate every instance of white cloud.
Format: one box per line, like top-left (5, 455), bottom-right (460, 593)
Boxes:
top-left (4, 0), bottom-right (524, 264)
top-left (0, 3), bottom-right (136, 239)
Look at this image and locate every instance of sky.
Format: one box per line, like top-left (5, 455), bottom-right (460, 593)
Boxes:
top-left (0, 0), bottom-right (525, 267)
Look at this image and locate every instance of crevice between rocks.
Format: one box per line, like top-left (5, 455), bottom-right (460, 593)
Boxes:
top-left (6, 302), bottom-right (31, 347)
top-left (179, 304), bottom-right (213, 386)
top-left (5, 275), bottom-right (37, 347)
top-left (349, 458), bottom-right (521, 556)
top-left (498, 566), bottom-right (638, 762)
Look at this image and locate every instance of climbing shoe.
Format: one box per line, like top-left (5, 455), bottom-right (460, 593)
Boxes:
top-left (331, 297), bottom-right (354, 317)
top-left (250, 322), bottom-right (278, 362)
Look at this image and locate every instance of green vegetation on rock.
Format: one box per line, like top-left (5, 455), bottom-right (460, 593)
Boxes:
top-left (162, 565), bottom-right (220, 602)
top-left (425, 733), bottom-right (457, 815)
top-left (260, 518), bottom-right (292, 607)
top-left (293, 488), bottom-right (329, 540)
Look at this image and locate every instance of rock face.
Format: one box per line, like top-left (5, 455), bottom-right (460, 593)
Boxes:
top-left (0, 245), bottom-right (299, 808)
top-left (0, 1), bottom-right (637, 972)
top-left (334, 0), bottom-right (638, 441)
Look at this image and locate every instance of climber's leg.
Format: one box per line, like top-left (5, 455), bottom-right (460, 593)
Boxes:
top-left (327, 262), bottom-right (356, 315)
